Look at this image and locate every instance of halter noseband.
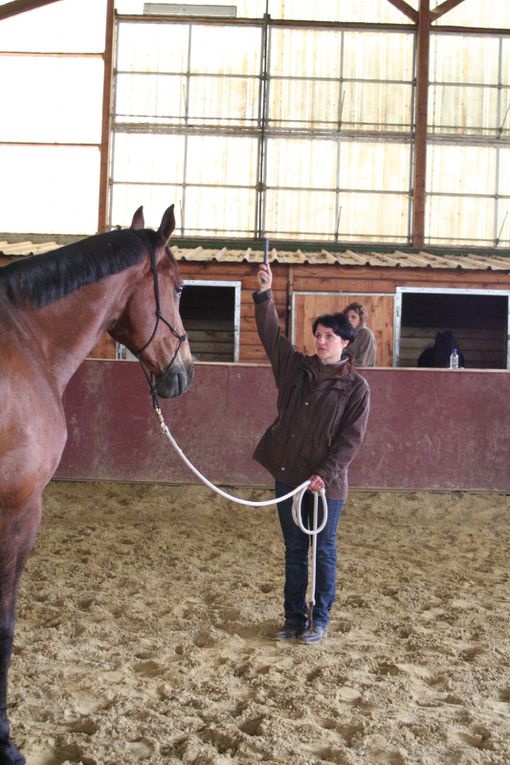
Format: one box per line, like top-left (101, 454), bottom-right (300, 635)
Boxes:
top-left (133, 247), bottom-right (187, 407)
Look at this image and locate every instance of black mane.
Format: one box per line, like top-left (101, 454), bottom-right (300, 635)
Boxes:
top-left (0, 228), bottom-right (156, 308)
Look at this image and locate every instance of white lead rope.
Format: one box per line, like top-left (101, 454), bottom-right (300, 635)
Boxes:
top-left (154, 406), bottom-right (328, 615)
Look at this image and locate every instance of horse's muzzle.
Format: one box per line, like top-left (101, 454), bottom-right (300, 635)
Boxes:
top-left (155, 363), bottom-right (194, 398)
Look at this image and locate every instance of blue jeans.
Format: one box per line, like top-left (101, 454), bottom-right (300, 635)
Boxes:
top-left (275, 482), bottom-right (344, 629)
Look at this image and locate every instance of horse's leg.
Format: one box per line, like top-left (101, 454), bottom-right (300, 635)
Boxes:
top-left (0, 495), bottom-right (43, 765)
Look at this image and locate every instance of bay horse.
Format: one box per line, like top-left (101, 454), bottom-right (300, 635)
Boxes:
top-left (0, 205), bottom-right (194, 765)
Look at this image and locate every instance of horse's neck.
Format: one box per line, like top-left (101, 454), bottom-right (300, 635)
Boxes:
top-left (24, 272), bottom-right (133, 394)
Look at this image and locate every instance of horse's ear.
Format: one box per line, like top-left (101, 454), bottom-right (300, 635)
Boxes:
top-left (157, 204), bottom-right (176, 245)
top-left (131, 206), bottom-right (145, 230)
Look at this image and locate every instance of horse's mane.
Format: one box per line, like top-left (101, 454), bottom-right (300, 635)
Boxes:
top-left (0, 228), bottom-right (158, 308)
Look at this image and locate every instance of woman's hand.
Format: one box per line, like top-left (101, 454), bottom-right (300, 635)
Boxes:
top-left (308, 474), bottom-right (325, 493)
top-left (257, 263), bottom-right (272, 292)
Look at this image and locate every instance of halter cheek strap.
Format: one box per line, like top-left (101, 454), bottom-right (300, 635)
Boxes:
top-left (131, 249), bottom-right (187, 407)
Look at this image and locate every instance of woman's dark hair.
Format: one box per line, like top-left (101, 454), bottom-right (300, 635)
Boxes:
top-left (312, 313), bottom-right (356, 343)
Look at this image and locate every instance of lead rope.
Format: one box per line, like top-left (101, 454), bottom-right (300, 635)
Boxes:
top-left (153, 405), bottom-right (328, 628)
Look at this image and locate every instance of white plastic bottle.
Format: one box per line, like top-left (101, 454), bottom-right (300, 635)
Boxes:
top-left (449, 348), bottom-right (459, 369)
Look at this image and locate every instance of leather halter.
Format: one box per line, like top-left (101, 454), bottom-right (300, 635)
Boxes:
top-left (132, 247), bottom-right (187, 405)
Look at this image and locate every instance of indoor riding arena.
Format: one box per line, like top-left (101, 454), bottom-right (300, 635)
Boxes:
top-left (1, 2), bottom-right (509, 765)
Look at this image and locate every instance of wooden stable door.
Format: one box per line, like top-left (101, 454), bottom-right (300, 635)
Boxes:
top-left (292, 292), bottom-right (394, 367)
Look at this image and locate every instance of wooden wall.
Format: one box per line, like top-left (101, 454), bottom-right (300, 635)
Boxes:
top-left (177, 261), bottom-right (509, 366)
top-left (2, 254), bottom-right (508, 366)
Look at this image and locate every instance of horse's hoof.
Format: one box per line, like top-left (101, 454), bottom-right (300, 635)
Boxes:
top-left (0, 741), bottom-right (26, 765)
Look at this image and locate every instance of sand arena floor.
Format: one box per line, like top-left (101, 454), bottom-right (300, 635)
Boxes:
top-left (9, 481), bottom-right (510, 765)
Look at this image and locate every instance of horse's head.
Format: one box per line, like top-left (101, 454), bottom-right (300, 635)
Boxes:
top-left (110, 205), bottom-right (194, 398)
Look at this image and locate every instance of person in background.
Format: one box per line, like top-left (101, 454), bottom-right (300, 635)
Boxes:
top-left (253, 263), bottom-right (370, 645)
top-left (417, 329), bottom-right (465, 368)
top-left (342, 302), bottom-right (376, 366)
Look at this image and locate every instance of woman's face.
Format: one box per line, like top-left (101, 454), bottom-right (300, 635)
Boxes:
top-left (345, 309), bottom-right (361, 329)
top-left (314, 323), bottom-right (350, 364)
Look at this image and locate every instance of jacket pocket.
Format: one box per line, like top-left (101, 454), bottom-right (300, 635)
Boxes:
top-left (301, 436), bottom-right (330, 472)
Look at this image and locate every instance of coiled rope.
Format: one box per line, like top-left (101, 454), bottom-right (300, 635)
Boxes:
top-left (154, 406), bottom-right (328, 622)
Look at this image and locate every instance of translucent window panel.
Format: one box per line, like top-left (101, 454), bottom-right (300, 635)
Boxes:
top-left (0, 146), bottom-right (99, 234)
top-left (428, 85), bottom-right (500, 135)
top-left (343, 32), bottom-right (414, 81)
top-left (112, 134), bottom-right (186, 183)
top-left (266, 0), bottom-right (411, 24)
top-left (187, 75), bottom-right (259, 126)
top-left (0, 0), bottom-right (105, 53)
top-left (337, 192), bottom-right (409, 241)
top-left (0, 57), bottom-right (103, 143)
top-left (183, 188), bottom-right (255, 237)
top-left (496, 203), bottom-right (510, 246)
top-left (270, 29), bottom-right (342, 79)
top-left (339, 142), bottom-right (410, 192)
top-left (427, 145), bottom-right (496, 196)
top-left (502, 40), bottom-right (510, 86)
top-left (110, 183), bottom-right (184, 231)
top-left (432, 0), bottom-right (510, 29)
top-left (116, 22), bottom-right (190, 73)
top-left (499, 148), bottom-right (510, 197)
top-left (115, 73), bottom-right (187, 124)
top-left (265, 190), bottom-right (337, 239)
top-left (185, 136), bottom-right (258, 185)
top-left (430, 36), bottom-right (500, 85)
top-left (189, 25), bottom-right (261, 75)
top-left (499, 88), bottom-right (510, 137)
top-left (231, 1), bottom-right (267, 16)
top-left (426, 196), bottom-right (495, 246)
top-left (268, 79), bottom-right (341, 130)
top-left (342, 82), bottom-right (413, 131)
top-left (266, 139), bottom-right (337, 189)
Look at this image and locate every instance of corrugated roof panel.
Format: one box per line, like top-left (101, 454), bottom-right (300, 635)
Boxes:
top-left (411, 251), bottom-right (459, 269)
top-left (385, 252), bottom-right (429, 267)
top-left (0, 241), bottom-right (60, 256)
top-left (3, 241), bottom-right (510, 272)
top-left (462, 254), bottom-right (502, 270)
top-left (340, 250), bottom-right (376, 266)
top-left (271, 250), bottom-right (304, 264)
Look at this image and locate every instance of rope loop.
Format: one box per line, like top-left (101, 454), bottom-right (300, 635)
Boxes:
top-left (291, 484), bottom-right (328, 535)
top-left (153, 405), bottom-right (328, 616)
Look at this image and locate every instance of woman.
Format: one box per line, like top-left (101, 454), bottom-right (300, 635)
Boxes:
top-left (253, 264), bottom-right (370, 644)
top-left (343, 302), bottom-right (376, 366)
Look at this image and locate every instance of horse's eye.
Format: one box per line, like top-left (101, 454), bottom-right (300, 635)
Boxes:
top-left (175, 285), bottom-right (184, 298)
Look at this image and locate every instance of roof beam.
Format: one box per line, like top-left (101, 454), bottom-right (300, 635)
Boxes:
top-left (385, 0), bottom-right (418, 23)
top-left (412, 0), bottom-right (431, 248)
top-left (431, 0), bottom-right (466, 21)
top-left (0, 0), bottom-right (62, 22)
top-left (98, 0), bottom-right (115, 233)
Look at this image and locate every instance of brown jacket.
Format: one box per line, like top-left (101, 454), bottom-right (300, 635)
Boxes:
top-left (349, 325), bottom-right (376, 367)
top-left (253, 291), bottom-right (370, 500)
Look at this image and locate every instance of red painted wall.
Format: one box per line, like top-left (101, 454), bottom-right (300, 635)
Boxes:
top-left (56, 360), bottom-right (510, 492)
